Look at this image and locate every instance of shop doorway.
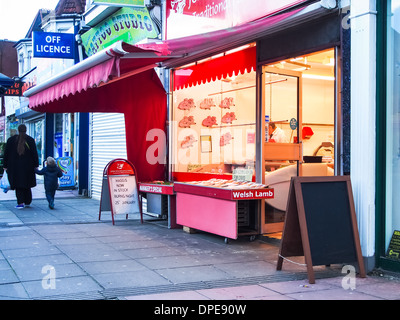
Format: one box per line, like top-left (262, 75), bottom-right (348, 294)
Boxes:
top-left (261, 67), bottom-right (302, 233)
top-left (261, 49), bottom-right (336, 234)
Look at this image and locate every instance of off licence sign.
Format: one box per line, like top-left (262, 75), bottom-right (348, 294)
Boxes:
top-left (33, 32), bottom-right (75, 59)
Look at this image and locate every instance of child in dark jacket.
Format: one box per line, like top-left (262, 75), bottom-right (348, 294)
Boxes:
top-left (35, 157), bottom-right (63, 209)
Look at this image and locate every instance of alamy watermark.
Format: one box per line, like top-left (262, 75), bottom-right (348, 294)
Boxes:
top-left (42, 265), bottom-right (56, 290)
top-left (341, 6), bottom-right (351, 30)
top-left (341, 265), bottom-right (357, 291)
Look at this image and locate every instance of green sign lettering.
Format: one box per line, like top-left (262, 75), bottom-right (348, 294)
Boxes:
top-left (82, 7), bottom-right (158, 56)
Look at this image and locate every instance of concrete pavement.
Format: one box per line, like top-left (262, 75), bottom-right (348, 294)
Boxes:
top-left (0, 182), bottom-right (399, 301)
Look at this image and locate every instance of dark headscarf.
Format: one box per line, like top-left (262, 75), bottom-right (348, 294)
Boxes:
top-left (17, 124), bottom-right (27, 156)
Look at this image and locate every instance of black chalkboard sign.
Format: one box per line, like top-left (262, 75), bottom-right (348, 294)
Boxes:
top-left (277, 176), bottom-right (366, 284)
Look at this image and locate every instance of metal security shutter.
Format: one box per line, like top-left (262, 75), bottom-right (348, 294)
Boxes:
top-left (90, 112), bottom-right (127, 200)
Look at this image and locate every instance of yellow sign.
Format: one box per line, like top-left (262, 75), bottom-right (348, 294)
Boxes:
top-left (387, 230), bottom-right (400, 261)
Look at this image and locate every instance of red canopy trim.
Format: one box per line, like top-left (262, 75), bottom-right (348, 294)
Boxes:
top-left (29, 69), bottom-right (167, 182)
top-left (173, 45), bottom-right (256, 90)
top-left (25, 42), bottom-right (168, 110)
top-left (28, 57), bottom-right (119, 108)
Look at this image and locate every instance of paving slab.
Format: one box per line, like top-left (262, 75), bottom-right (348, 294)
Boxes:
top-left (7, 254), bottom-right (78, 281)
top-left (78, 259), bottom-right (148, 275)
top-left (157, 265), bottom-right (233, 284)
top-left (197, 285), bottom-right (285, 300)
top-left (122, 246), bottom-right (185, 259)
top-left (0, 283), bottom-right (29, 300)
top-left (214, 260), bottom-right (279, 278)
top-left (0, 269), bottom-right (19, 284)
top-left (126, 290), bottom-right (210, 300)
top-left (0, 234), bottom-right (50, 250)
top-left (1, 244), bottom-right (62, 259)
top-left (1, 195), bottom-right (399, 300)
top-left (286, 287), bottom-right (382, 300)
top-left (137, 255), bottom-right (207, 270)
top-left (92, 269), bottom-right (171, 289)
top-left (56, 244), bottom-right (129, 263)
top-left (22, 275), bottom-right (104, 299)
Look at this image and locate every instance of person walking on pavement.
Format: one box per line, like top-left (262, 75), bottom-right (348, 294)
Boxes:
top-left (35, 156), bottom-right (63, 209)
top-left (3, 124), bottom-right (39, 209)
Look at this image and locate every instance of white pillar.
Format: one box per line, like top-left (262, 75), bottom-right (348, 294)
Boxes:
top-left (350, 0), bottom-right (377, 270)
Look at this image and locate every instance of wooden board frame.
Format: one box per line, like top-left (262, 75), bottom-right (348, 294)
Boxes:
top-left (277, 176), bottom-right (366, 284)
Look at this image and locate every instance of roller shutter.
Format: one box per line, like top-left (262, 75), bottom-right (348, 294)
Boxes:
top-left (90, 112), bottom-right (127, 200)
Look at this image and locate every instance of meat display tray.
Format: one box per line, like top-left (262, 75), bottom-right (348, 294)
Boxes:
top-left (174, 182), bottom-right (274, 201)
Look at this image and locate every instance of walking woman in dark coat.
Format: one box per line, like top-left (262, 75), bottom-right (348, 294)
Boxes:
top-left (3, 124), bottom-right (39, 209)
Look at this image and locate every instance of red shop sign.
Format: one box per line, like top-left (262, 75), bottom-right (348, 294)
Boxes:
top-left (107, 160), bottom-right (135, 176)
top-left (167, 0), bottom-right (309, 39)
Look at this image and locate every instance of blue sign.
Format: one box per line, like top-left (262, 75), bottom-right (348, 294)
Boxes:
top-left (290, 118), bottom-right (298, 130)
top-left (57, 157), bottom-right (75, 189)
top-left (33, 32), bottom-right (75, 59)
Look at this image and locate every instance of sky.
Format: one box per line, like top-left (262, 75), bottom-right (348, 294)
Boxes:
top-left (0, 0), bottom-right (60, 41)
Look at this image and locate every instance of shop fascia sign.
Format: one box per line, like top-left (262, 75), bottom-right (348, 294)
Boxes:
top-left (82, 7), bottom-right (158, 57)
top-left (33, 32), bottom-right (75, 59)
top-left (2, 81), bottom-right (23, 96)
top-left (92, 0), bottom-right (145, 7)
top-left (167, 0), bottom-right (308, 39)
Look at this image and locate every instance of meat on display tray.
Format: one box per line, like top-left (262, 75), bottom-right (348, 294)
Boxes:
top-left (174, 181), bottom-right (274, 201)
top-left (138, 182), bottom-right (174, 195)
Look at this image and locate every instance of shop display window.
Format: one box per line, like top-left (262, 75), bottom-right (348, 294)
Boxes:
top-left (262, 49), bottom-right (336, 232)
top-left (172, 71), bottom-right (257, 177)
top-left (385, 0), bottom-right (400, 257)
top-left (170, 46), bottom-right (336, 185)
top-left (171, 55), bottom-right (257, 179)
top-left (33, 120), bottom-right (44, 166)
top-left (264, 49), bottom-right (336, 172)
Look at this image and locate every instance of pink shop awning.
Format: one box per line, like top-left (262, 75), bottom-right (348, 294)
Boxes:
top-left (24, 4), bottom-right (310, 109)
top-left (25, 43), bottom-right (168, 109)
top-left (21, 1), bottom-right (327, 183)
top-left (28, 57), bottom-right (118, 108)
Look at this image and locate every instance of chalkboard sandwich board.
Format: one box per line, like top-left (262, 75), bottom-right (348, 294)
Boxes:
top-left (277, 176), bottom-right (366, 284)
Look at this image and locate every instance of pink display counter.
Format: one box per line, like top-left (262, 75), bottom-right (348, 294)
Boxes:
top-left (174, 182), bottom-right (274, 243)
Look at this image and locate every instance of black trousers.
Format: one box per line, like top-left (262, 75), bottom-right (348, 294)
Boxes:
top-left (45, 190), bottom-right (56, 204)
top-left (15, 188), bottom-right (32, 205)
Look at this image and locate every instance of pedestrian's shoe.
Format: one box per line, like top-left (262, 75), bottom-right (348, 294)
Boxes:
top-left (24, 204), bottom-right (31, 208)
top-left (15, 204), bottom-right (24, 209)
top-left (49, 201), bottom-right (54, 210)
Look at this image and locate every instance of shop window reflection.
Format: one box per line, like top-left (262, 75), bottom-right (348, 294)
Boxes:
top-left (172, 70), bottom-right (257, 178)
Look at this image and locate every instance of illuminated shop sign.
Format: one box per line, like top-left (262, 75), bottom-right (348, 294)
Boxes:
top-left (167, 0), bottom-right (308, 39)
top-left (33, 32), bottom-right (75, 59)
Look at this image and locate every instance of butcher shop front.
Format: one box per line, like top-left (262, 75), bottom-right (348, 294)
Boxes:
top-left (159, 1), bottom-right (345, 240)
top-left (24, 1), bottom-right (347, 242)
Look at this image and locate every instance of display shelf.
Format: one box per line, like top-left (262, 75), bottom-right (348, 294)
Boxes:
top-left (174, 182), bottom-right (274, 201)
top-left (138, 182), bottom-right (178, 229)
top-left (175, 180), bottom-right (274, 241)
